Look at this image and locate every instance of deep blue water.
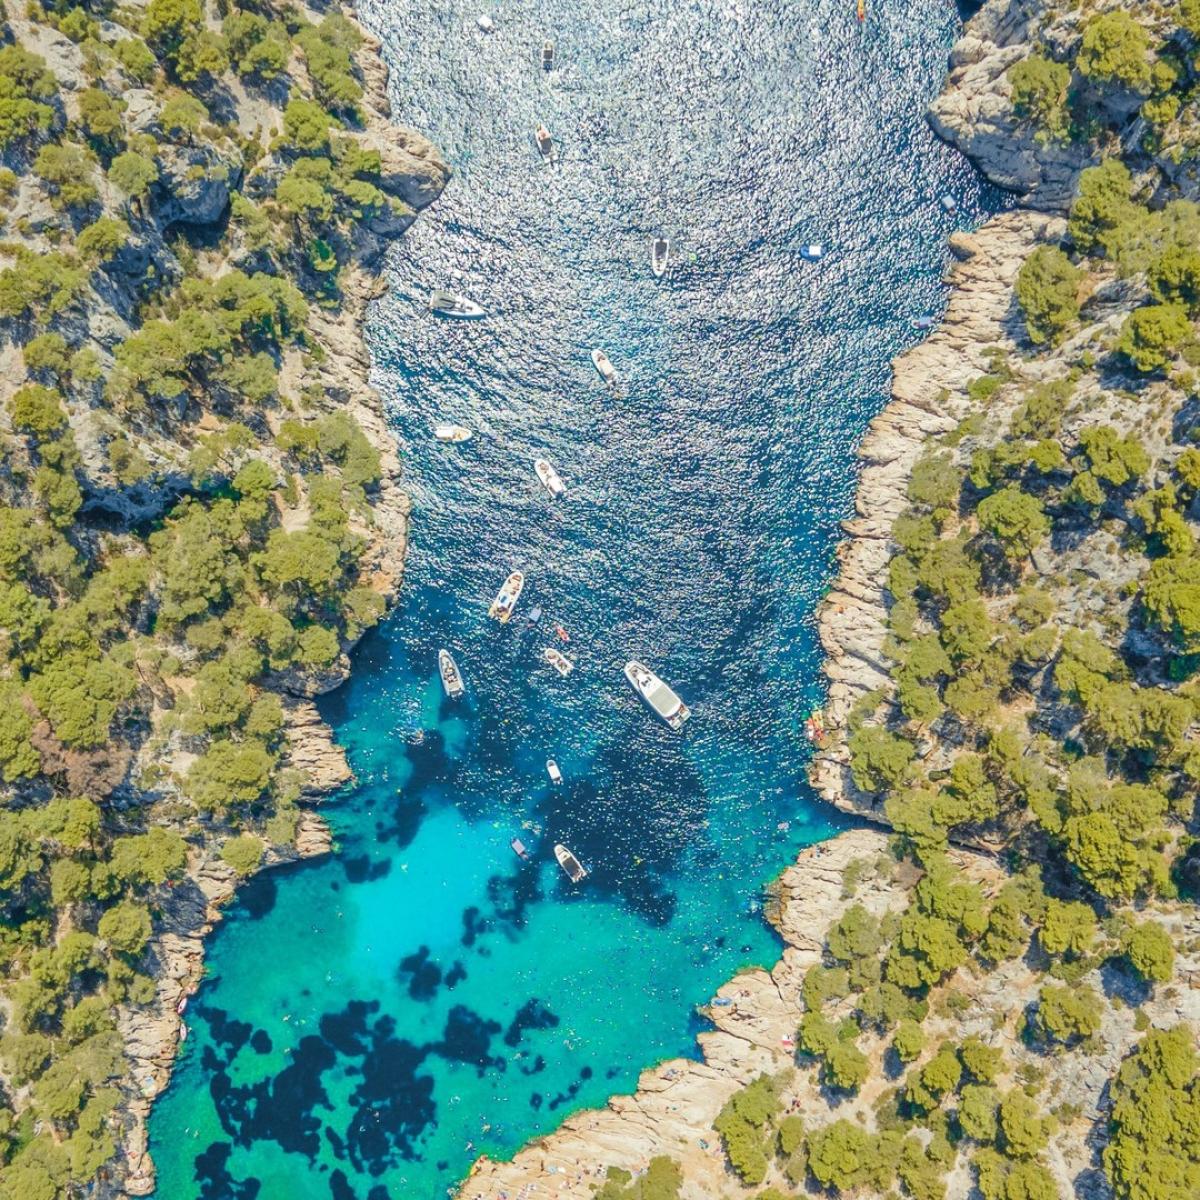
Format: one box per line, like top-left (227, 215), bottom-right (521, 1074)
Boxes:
top-left (148, 2), bottom-right (999, 1197)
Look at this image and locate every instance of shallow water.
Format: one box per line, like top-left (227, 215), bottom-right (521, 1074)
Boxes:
top-left (148, 1), bottom-right (999, 1196)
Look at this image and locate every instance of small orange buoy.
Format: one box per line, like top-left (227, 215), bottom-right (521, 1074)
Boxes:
top-left (857, 0), bottom-right (865, 20)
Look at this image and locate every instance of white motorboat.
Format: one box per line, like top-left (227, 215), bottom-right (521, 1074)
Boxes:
top-left (511, 837), bottom-right (530, 860)
top-left (429, 289), bottom-right (487, 319)
top-left (800, 244), bottom-right (824, 262)
top-left (939, 194), bottom-right (958, 213)
top-left (434, 423), bottom-right (473, 443)
top-left (535, 123), bottom-right (556, 161)
top-left (554, 843), bottom-right (587, 883)
top-left (624, 660), bottom-right (690, 731)
top-left (546, 759), bottom-right (563, 784)
top-left (488, 570), bottom-right (525, 622)
top-left (439, 649), bottom-right (465, 699)
top-left (542, 40), bottom-right (554, 69)
top-left (542, 648), bottom-right (573, 676)
top-left (651, 235), bottom-right (670, 277)
top-left (534, 457), bottom-right (565, 498)
top-left (476, 13), bottom-right (495, 31)
top-left (591, 348), bottom-right (617, 385)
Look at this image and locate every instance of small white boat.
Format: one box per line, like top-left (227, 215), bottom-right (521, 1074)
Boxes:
top-left (554, 843), bottom-right (587, 883)
top-left (800, 244), bottom-right (824, 261)
top-left (939, 194), bottom-right (958, 213)
top-left (438, 649), bottom-right (464, 699)
top-left (624, 660), bottom-right (690, 731)
top-left (591, 348), bottom-right (617, 385)
top-left (651, 235), bottom-right (670, 277)
top-left (914, 316), bottom-right (935, 330)
top-left (488, 570), bottom-right (525, 623)
top-left (542, 648), bottom-right (573, 676)
top-left (511, 837), bottom-right (530, 860)
top-left (434, 423), bottom-right (473, 443)
top-left (542, 40), bottom-right (554, 69)
top-left (534, 457), bottom-right (565, 498)
top-left (535, 123), bottom-right (556, 161)
top-left (546, 759), bottom-right (563, 784)
top-left (429, 289), bottom-right (487, 319)
top-left (476, 13), bottom-right (495, 31)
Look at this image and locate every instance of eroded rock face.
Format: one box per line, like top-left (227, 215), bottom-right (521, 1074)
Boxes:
top-left (928, 0), bottom-right (1094, 211)
top-left (152, 143), bottom-right (245, 228)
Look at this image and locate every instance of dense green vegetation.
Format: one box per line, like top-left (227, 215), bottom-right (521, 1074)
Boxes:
top-left (0, 0), bottom-right (413, 1192)
top-left (694, 5), bottom-right (1200, 1198)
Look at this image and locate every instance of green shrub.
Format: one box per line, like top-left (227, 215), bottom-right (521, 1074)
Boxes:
top-left (1076, 12), bottom-right (1152, 92)
top-left (220, 834), bottom-right (264, 876)
top-left (1015, 245), bottom-right (1082, 344)
top-left (1122, 920), bottom-right (1174, 983)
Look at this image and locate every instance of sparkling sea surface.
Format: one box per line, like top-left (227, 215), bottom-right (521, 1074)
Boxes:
top-left (148, 1), bottom-right (999, 1196)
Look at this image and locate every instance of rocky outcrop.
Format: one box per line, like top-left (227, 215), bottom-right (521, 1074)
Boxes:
top-left (928, 0), bottom-right (1094, 211)
top-left (809, 207), bottom-right (1061, 825)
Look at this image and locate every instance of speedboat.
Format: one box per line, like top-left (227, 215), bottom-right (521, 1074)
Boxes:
top-left (535, 123), bottom-right (556, 160)
top-left (434, 423), bottom-right (473, 443)
top-left (651, 236), bottom-right (670, 277)
top-left (800, 244), bottom-right (824, 261)
top-left (554, 843), bottom-right (587, 883)
top-left (591, 348), bottom-right (617, 384)
top-left (476, 13), bottom-right (495, 32)
top-left (940, 194), bottom-right (958, 214)
top-left (542, 40), bottom-right (554, 69)
top-left (534, 458), bottom-right (565, 498)
top-left (429, 289), bottom-right (486, 319)
top-left (546, 759), bottom-right (563, 784)
top-left (624, 660), bottom-right (690, 731)
top-left (914, 316), bottom-right (935, 330)
top-left (542, 647), bottom-right (573, 676)
top-left (438, 649), bottom-right (465, 699)
top-left (511, 837), bottom-right (530, 860)
top-left (488, 570), bottom-right (525, 622)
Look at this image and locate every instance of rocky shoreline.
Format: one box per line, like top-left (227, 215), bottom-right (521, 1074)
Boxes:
top-left (809, 207), bottom-right (1060, 826)
top-left (107, 12), bottom-right (448, 1194)
top-left (458, 829), bottom-right (925, 1200)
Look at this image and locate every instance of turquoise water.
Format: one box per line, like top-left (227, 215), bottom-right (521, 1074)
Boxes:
top-left (148, 1), bottom-right (999, 1197)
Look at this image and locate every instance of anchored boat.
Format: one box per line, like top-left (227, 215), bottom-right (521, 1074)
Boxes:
top-left (476, 13), bottom-right (495, 32)
top-left (624, 660), bottom-right (691, 731)
top-left (429, 289), bottom-right (487, 319)
top-left (591, 348), bottom-right (617, 384)
top-left (542, 647), bottom-right (573, 676)
top-left (800, 244), bottom-right (824, 262)
top-left (542, 40), bottom-right (554, 69)
top-left (546, 759), bottom-right (563, 784)
top-left (535, 123), bottom-right (556, 160)
top-left (438, 649), bottom-right (465, 699)
top-left (554, 843), bottom-right (587, 883)
top-left (651, 235), bottom-right (670, 277)
top-left (511, 837), bottom-right (531, 860)
top-left (488, 570), bottom-right (525, 622)
top-left (434, 423), bottom-right (473, 442)
top-left (534, 457), bottom-right (565, 497)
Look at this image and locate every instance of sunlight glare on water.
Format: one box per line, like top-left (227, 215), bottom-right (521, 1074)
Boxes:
top-left (147, 1), bottom-right (1000, 1196)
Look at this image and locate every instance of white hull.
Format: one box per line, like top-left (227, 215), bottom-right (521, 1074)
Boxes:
top-left (800, 244), bottom-right (823, 262)
top-left (554, 843), bottom-right (587, 883)
top-left (435, 423), bottom-right (473, 443)
top-left (651, 237), bottom-right (670, 277)
top-left (624, 659), bottom-right (690, 730)
top-left (534, 458), bottom-right (565, 497)
top-left (591, 349), bottom-right (617, 383)
top-left (439, 650), bottom-right (465, 699)
top-left (542, 648), bottom-right (573, 676)
top-left (488, 570), bottom-right (525, 622)
top-left (546, 759), bottom-right (563, 784)
top-left (429, 290), bottom-right (487, 319)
